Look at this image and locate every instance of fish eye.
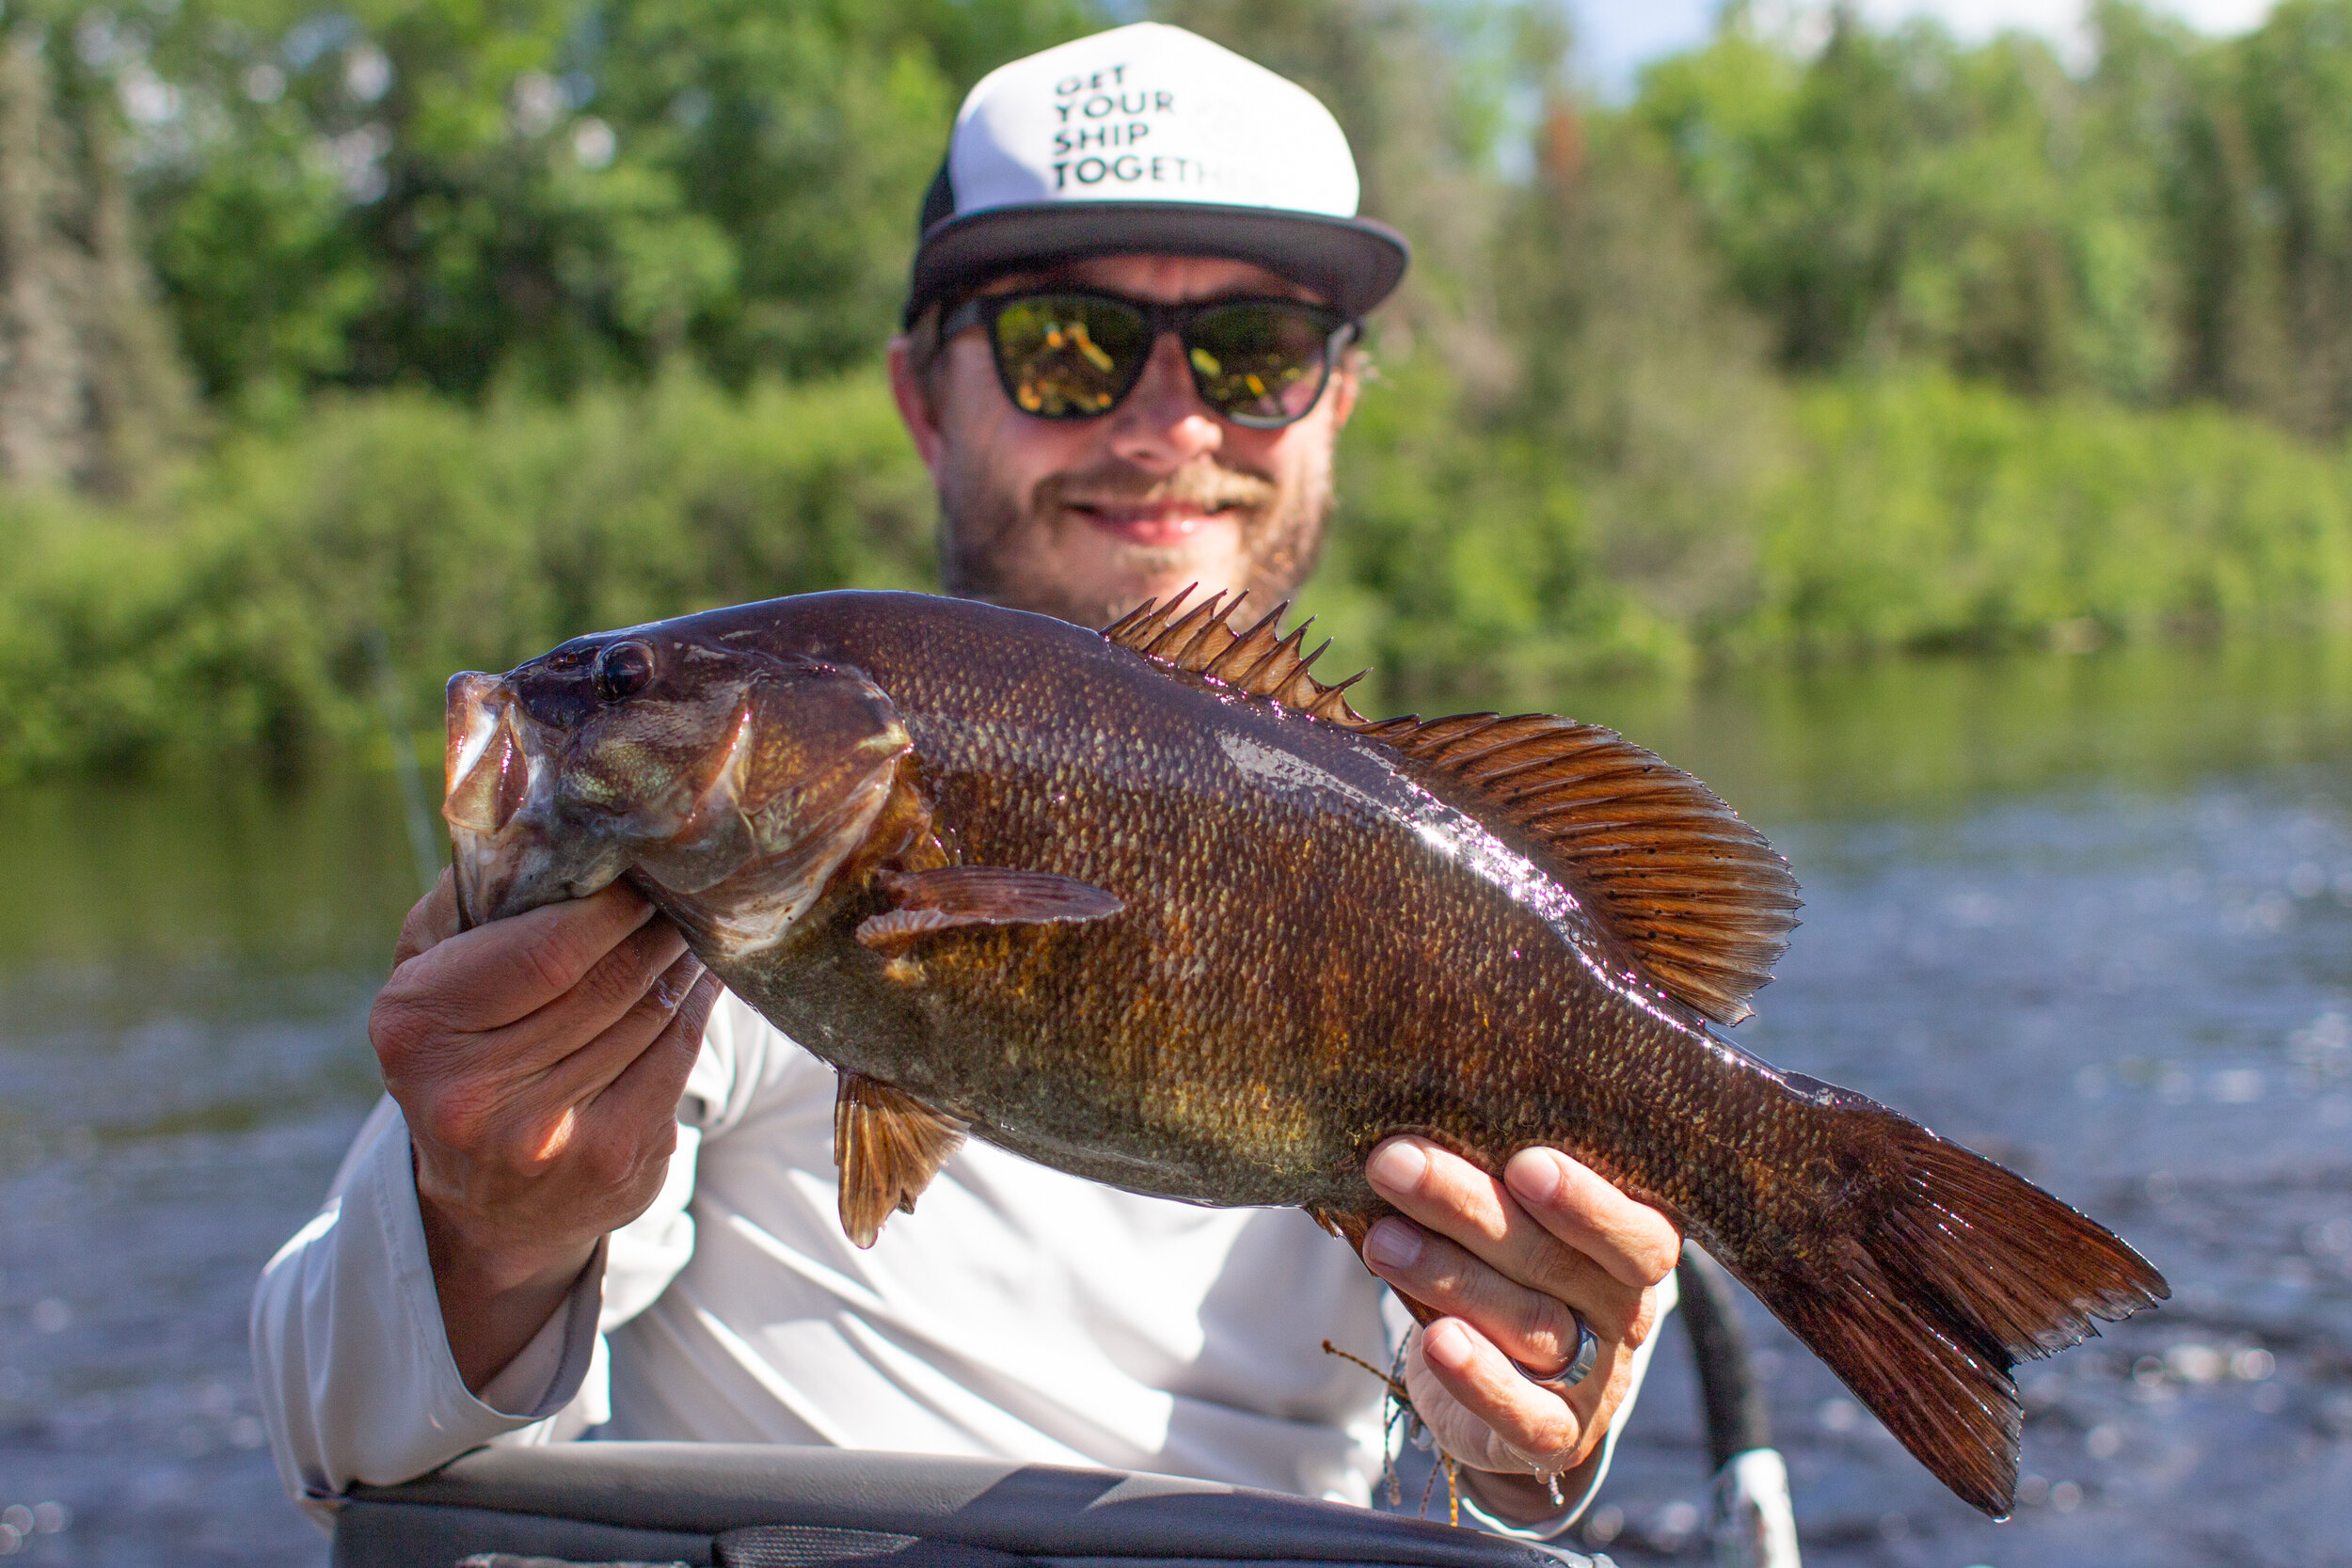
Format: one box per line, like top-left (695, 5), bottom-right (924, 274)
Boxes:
top-left (593, 641), bottom-right (657, 704)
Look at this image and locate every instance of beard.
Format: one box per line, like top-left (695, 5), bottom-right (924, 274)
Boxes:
top-left (936, 450), bottom-right (1335, 630)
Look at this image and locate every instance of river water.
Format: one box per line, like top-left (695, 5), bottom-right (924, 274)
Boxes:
top-left (2, 639), bottom-right (2348, 1567)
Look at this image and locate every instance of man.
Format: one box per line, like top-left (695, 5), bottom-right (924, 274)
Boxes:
top-left (253, 22), bottom-right (1680, 1544)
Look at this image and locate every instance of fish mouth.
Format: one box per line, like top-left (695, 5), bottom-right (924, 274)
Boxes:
top-left (441, 656), bottom-right (915, 936)
top-left (442, 667), bottom-right (593, 926)
top-left (444, 671), bottom-right (629, 927)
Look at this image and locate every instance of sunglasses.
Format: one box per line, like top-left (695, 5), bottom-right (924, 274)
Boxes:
top-left (939, 290), bottom-right (1358, 429)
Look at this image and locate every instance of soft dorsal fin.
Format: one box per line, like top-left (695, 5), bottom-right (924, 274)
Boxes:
top-left (1355, 711), bottom-right (1801, 1025)
top-left (1101, 592), bottom-right (1800, 1024)
top-left (1103, 586), bottom-right (1369, 723)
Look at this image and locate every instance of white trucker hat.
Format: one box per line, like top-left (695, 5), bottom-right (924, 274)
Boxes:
top-left (904, 23), bottom-right (1409, 325)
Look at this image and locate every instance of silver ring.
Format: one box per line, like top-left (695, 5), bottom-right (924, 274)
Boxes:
top-left (1511, 1311), bottom-right (1597, 1390)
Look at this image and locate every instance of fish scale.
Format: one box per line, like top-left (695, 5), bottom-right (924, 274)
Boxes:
top-left (444, 588), bottom-right (2167, 1519)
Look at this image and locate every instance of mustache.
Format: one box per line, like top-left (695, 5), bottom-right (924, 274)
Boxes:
top-left (1035, 458), bottom-right (1277, 515)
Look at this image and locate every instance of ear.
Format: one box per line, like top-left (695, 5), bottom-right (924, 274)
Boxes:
top-left (1325, 350), bottom-right (1361, 432)
top-left (887, 335), bottom-right (948, 477)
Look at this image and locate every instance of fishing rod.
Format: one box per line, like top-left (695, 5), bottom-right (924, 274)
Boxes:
top-left (1678, 1245), bottom-right (1803, 1568)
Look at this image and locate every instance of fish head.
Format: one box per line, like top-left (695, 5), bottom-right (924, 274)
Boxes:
top-left (445, 627), bottom-right (913, 940)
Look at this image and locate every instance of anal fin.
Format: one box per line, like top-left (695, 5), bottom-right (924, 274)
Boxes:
top-left (855, 866), bottom-right (1122, 955)
top-left (834, 1071), bottom-right (967, 1248)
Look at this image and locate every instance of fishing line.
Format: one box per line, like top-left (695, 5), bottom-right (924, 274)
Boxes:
top-left (1320, 1337), bottom-right (1461, 1527)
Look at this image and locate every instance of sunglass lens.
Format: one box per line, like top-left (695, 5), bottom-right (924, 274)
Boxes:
top-left (1184, 304), bottom-right (1335, 425)
top-left (992, 295), bottom-right (1150, 418)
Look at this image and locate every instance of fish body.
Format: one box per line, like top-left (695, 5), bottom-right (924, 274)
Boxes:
top-left (444, 589), bottom-right (2167, 1518)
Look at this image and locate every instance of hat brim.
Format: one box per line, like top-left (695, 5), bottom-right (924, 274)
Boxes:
top-left (905, 203), bottom-right (1409, 326)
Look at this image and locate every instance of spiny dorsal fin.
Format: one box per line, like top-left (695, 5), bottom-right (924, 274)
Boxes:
top-left (1359, 711), bottom-right (1801, 1026)
top-left (1103, 587), bottom-right (1369, 724)
top-left (1103, 592), bottom-right (1798, 1024)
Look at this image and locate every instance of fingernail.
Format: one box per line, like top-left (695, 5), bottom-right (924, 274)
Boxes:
top-left (1365, 1140), bottom-right (1427, 1194)
top-left (1422, 1320), bottom-right (1473, 1371)
top-left (1505, 1149), bottom-right (1564, 1207)
top-left (1364, 1217), bottom-right (1422, 1270)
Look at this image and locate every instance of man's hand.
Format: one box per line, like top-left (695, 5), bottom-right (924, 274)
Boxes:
top-left (1361, 1136), bottom-right (1680, 1524)
top-left (371, 872), bottom-right (722, 1394)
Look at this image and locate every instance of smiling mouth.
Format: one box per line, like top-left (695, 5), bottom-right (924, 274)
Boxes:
top-left (1066, 499), bottom-right (1247, 548)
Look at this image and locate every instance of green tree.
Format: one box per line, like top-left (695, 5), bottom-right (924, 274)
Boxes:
top-left (128, 0), bottom-right (1094, 404)
top-left (2192, 0), bottom-right (2352, 434)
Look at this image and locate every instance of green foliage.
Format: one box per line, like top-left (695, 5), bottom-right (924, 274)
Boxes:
top-left (8, 364), bottom-right (2350, 779)
top-left (8, 0), bottom-right (2352, 782)
top-left (1629, 0), bottom-right (2352, 429)
top-left (1743, 372), bottom-right (2352, 655)
top-left (2176, 0), bottom-right (2352, 433)
top-left (29, 0), bottom-right (2352, 436)
top-left (1487, 110), bottom-right (1787, 645)
top-left (1633, 8), bottom-right (2169, 395)
top-left (1320, 361), bottom-right (2352, 697)
top-left (129, 0), bottom-right (1094, 405)
top-left (0, 371), bottom-right (933, 779)
top-left (1307, 352), bottom-right (1685, 716)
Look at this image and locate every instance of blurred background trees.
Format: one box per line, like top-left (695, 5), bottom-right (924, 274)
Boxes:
top-left (71, 0), bottom-right (2352, 433)
top-left (7, 0), bottom-right (2352, 774)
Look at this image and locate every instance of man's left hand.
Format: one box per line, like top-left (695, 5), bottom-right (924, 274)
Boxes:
top-left (1360, 1136), bottom-right (1681, 1524)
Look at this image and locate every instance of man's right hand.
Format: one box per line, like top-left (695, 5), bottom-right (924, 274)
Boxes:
top-left (370, 873), bottom-right (722, 1394)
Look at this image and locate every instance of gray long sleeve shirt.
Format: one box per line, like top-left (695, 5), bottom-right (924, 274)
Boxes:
top-left (250, 990), bottom-right (1665, 1536)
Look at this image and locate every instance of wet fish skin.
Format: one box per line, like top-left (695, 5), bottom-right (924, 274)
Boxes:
top-left (445, 589), bottom-right (2169, 1518)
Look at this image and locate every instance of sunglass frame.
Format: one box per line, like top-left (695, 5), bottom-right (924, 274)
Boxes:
top-left (938, 289), bottom-right (1359, 429)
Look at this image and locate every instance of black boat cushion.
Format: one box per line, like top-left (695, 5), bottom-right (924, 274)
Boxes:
top-left (715, 1528), bottom-right (1022, 1568)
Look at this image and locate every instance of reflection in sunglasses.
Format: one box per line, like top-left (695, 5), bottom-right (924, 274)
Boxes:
top-left (1045, 321), bottom-right (1116, 373)
top-left (960, 290), bottom-right (1350, 427)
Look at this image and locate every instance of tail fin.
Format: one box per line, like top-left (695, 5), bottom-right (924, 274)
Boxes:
top-left (1730, 1087), bottom-right (2168, 1518)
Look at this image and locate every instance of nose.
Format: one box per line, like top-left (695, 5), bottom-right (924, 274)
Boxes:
top-left (1105, 332), bottom-right (1223, 471)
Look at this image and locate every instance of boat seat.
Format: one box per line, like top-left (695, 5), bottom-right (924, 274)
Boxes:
top-left (334, 1444), bottom-right (1602, 1568)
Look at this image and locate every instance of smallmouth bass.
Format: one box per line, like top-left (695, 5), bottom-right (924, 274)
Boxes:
top-left (443, 589), bottom-right (2167, 1517)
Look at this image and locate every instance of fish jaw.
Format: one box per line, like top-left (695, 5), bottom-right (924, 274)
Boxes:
top-left (443, 642), bottom-right (916, 935)
top-left (445, 670), bottom-right (634, 925)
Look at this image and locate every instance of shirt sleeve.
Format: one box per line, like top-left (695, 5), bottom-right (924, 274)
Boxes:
top-left (246, 994), bottom-right (768, 1530)
top-left (246, 1095), bottom-right (607, 1528)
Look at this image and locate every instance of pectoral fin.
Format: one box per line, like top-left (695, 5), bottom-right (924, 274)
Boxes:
top-left (834, 1071), bottom-right (967, 1248)
top-left (854, 866), bottom-right (1123, 954)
